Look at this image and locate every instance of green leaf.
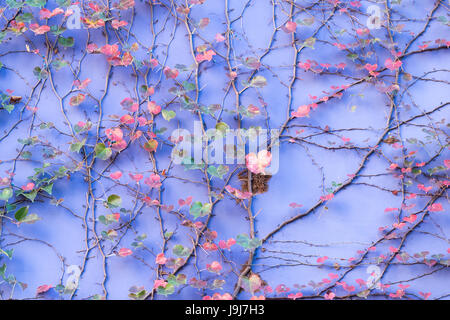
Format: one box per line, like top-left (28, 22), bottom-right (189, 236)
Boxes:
top-left (0, 188), bottom-right (13, 201)
top-left (437, 16), bottom-right (448, 24)
top-left (99, 213), bottom-right (118, 225)
top-left (6, 0), bottom-right (24, 8)
top-left (241, 274), bottom-right (262, 294)
top-left (236, 233), bottom-right (262, 250)
top-left (176, 274), bottom-right (187, 285)
top-left (94, 143), bottom-right (112, 160)
top-left (56, 0), bottom-right (71, 6)
top-left (347, 53), bottom-right (358, 61)
top-left (15, 206), bottom-right (29, 222)
top-left (41, 183), bottom-right (53, 195)
top-left (182, 157), bottom-right (204, 170)
top-left (25, 0), bottom-right (46, 8)
top-left (22, 190), bottom-right (38, 202)
top-left (128, 289), bottom-right (148, 300)
top-left (21, 213), bottom-right (41, 224)
top-left (210, 279), bottom-right (225, 289)
top-left (0, 249), bottom-right (13, 259)
top-left (4, 104), bottom-right (14, 113)
top-left (162, 109), bottom-right (176, 121)
top-left (33, 66), bottom-right (49, 80)
top-left (58, 36), bottom-right (74, 48)
top-left (50, 25), bottom-right (66, 36)
top-left (107, 194), bottom-right (122, 208)
top-left (207, 165), bottom-right (229, 179)
top-left (357, 290), bottom-right (371, 299)
top-left (70, 139), bottom-right (86, 153)
top-left (182, 81), bottom-right (196, 92)
top-left (172, 244), bottom-right (190, 257)
top-left (21, 151), bottom-right (32, 160)
top-left (249, 75), bottom-right (267, 88)
top-left (303, 37), bottom-right (316, 49)
top-left (164, 231), bottom-right (173, 239)
top-left (156, 283), bottom-right (175, 296)
top-left (16, 12), bottom-right (33, 23)
top-left (215, 122), bottom-right (229, 135)
top-left (244, 56), bottom-right (261, 69)
top-left (189, 202), bottom-right (212, 219)
top-left (51, 59), bottom-right (69, 71)
top-left (297, 17), bottom-right (315, 26)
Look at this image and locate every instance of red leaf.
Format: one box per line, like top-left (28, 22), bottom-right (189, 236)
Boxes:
top-left (118, 248), bottom-right (133, 257)
top-left (36, 284), bottom-right (52, 295)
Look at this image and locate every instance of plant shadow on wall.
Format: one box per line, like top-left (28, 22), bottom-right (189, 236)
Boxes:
top-left (0, 0), bottom-right (449, 300)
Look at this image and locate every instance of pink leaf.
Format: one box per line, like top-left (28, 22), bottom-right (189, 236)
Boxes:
top-left (106, 128), bottom-right (124, 142)
top-left (364, 63), bottom-right (377, 72)
top-left (419, 292), bottom-right (431, 300)
top-left (417, 184), bottom-right (432, 193)
top-left (111, 19), bottom-right (128, 30)
top-left (282, 21), bottom-right (297, 33)
top-left (206, 261), bottom-right (222, 273)
top-left (178, 196), bottom-right (193, 207)
top-left (385, 58), bottom-right (402, 71)
top-left (155, 253), bottom-right (167, 265)
top-left (291, 105), bottom-right (310, 118)
top-left (403, 214), bottom-right (417, 223)
top-left (147, 101), bottom-right (161, 115)
top-left (245, 150), bottom-right (272, 174)
top-left (203, 242), bottom-right (218, 251)
top-left (199, 18), bottom-right (209, 28)
top-left (29, 24), bottom-right (51, 35)
top-left (153, 279), bottom-right (167, 289)
top-left (289, 202), bottom-right (303, 208)
top-left (118, 248), bottom-right (133, 257)
top-left (196, 49), bottom-right (216, 63)
top-left (288, 292), bottom-right (303, 300)
top-left (120, 114), bottom-right (135, 124)
top-left (218, 238), bottom-right (236, 250)
top-left (324, 292), bottom-right (335, 300)
top-left (320, 193), bottom-right (334, 202)
top-left (21, 182), bottom-right (35, 191)
top-left (129, 173), bottom-right (143, 183)
top-left (144, 174), bottom-right (162, 189)
top-left (389, 246), bottom-right (399, 253)
top-left (163, 67), bottom-right (179, 79)
top-left (428, 203), bottom-right (443, 212)
top-left (36, 284), bottom-right (52, 295)
top-left (110, 171), bottom-right (122, 180)
top-left (215, 33), bottom-right (225, 42)
top-left (100, 44), bottom-right (120, 57)
top-left (69, 93), bottom-right (86, 107)
top-left (120, 97), bottom-right (139, 112)
top-left (444, 159), bottom-right (450, 169)
top-left (328, 273), bottom-right (339, 279)
top-left (120, 52), bottom-right (133, 66)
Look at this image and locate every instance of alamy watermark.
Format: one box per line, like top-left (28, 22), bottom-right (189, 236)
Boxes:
top-left (366, 5), bottom-right (382, 30)
top-left (65, 1), bottom-right (383, 31)
top-left (67, 5), bottom-right (82, 30)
